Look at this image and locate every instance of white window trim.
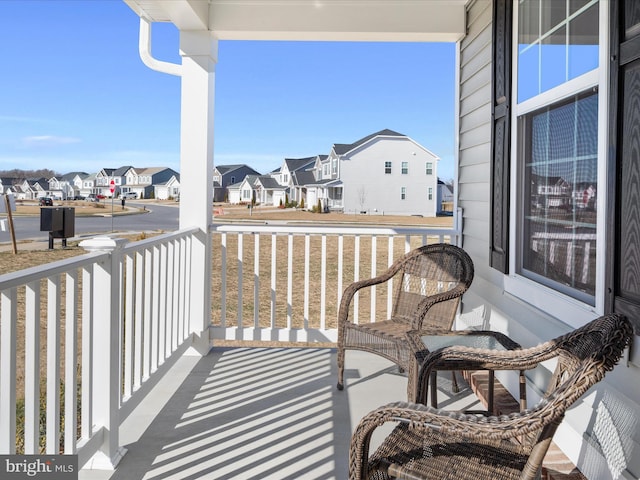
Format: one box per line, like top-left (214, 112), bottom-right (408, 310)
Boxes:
top-left (506, 0), bottom-right (609, 328)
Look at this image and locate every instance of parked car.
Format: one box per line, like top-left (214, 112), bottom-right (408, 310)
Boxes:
top-left (119, 191), bottom-right (138, 200)
top-left (86, 194), bottom-right (98, 202)
top-left (73, 195), bottom-right (86, 200)
top-left (96, 194), bottom-right (106, 200)
top-left (39, 197), bottom-right (53, 206)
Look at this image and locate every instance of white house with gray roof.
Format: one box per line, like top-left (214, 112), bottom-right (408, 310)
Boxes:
top-left (300, 129), bottom-right (440, 216)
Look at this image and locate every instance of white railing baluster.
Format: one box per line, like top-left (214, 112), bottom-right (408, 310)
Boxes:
top-left (158, 243), bottom-right (167, 363)
top-left (321, 235), bottom-right (327, 329)
top-left (237, 233), bottom-right (244, 329)
top-left (370, 236), bottom-right (377, 323)
top-left (304, 234), bottom-right (310, 329)
top-left (46, 275), bottom-right (61, 454)
top-left (151, 245), bottom-right (160, 372)
top-left (24, 281), bottom-right (40, 454)
top-left (354, 235), bottom-right (360, 324)
top-left (387, 236), bottom-right (394, 317)
top-left (254, 234), bottom-right (260, 328)
top-left (337, 235), bottom-right (344, 312)
top-left (0, 287), bottom-right (17, 453)
top-left (123, 254), bottom-right (134, 399)
top-left (81, 266), bottom-right (93, 442)
top-left (64, 270), bottom-right (78, 454)
top-left (134, 251), bottom-right (144, 389)
top-left (183, 234), bottom-right (192, 339)
top-left (270, 233), bottom-right (277, 328)
top-left (220, 233), bottom-right (227, 328)
top-left (143, 248), bottom-right (153, 379)
top-left (287, 234), bottom-right (293, 329)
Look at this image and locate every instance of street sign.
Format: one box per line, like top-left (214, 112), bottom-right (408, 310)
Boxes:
top-left (109, 180), bottom-right (115, 194)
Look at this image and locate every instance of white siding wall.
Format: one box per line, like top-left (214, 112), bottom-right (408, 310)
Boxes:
top-left (457, 2), bottom-right (640, 478)
top-left (340, 137), bottom-right (438, 216)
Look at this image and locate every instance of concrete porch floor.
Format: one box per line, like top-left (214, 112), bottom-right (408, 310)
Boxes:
top-left (79, 347), bottom-right (483, 480)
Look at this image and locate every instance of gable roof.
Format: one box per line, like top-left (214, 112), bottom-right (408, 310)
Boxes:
top-left (284, 156), bottom-right (317, 172)
top-left (332, 129), bottom-right (406, 155)
top-left (61, 172), bottom-right (88, 181)
top-left (215, 164), bottom-right (260, 176)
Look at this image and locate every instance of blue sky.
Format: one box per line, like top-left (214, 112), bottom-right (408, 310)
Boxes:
top-left (0, 1), bottom-right (456, 181)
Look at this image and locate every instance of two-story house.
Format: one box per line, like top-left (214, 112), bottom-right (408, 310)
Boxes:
top-left (213, 164), bottom-right (261, 202)
top-left (123, 167), bottom-right (180, 199)
top-left (297, 129), bottom-right (440, 216)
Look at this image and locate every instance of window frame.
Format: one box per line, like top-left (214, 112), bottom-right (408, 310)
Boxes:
top-left (402, 161), bottom-right (408, 174)
top-left (503, 0), bottom-right (609, 326)
top-left (401, 186), bottom-right (406, 200)
top-left (426, 162), bottom-right (433, 175)
top-left (385, 161), bottom-right (392, 174)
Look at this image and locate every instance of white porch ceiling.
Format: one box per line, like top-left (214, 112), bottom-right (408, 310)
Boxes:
top-left (124, 0), bottom-right (468, 42)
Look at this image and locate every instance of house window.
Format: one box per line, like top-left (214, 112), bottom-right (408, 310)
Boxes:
top-left (385, 161), bottom-right (392, 174)
top-left (428, 187), bottom-right (433, 200)
top-left (402, 162), bottom-right (408, 174)
top-left (332, 158), bottom-right (337, 174)
top-left (512, 0), bottom-right (600, 306)
top-left (426, 162), bottom-right (433, 175)
top-left (401, 187), bottom-right (406, 200)
top-left (231, 176), bottom-right (235, 184)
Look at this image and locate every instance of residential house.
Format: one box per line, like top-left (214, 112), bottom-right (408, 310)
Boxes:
top-left (80, 173), bottom-right (97, 197)
top-left (154, 173), bottom-right (180, 200)
top-left (213, 164), bottom-right (261, 202)
top-left (47, 172), bottom-right (88, 200)
top-left (301, 129), bottom-right (440, 215)
top-left (254, 174), bottom-right (286, 206)
top-left (279, 156), bottom-right (318, 206)
top-left (123, 167), bottom-right (179, 199)
top-left (96, 166), bottom-right (133, 198)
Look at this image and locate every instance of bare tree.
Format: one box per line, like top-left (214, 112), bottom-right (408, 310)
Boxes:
top-left (357, 185), bottom-right (367, 212)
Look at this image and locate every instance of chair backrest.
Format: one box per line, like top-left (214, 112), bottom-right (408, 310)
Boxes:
top-left (390, 243), bottom-right (474, 329)
top-left (519, 314), bottom-right (633, 479)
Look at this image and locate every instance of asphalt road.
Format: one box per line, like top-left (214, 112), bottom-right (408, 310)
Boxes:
top-left (3, 202), bottom-right (179, 243)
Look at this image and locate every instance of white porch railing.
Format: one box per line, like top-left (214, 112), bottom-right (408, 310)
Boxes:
top-left (0, 215), bottom-right (461, 469)
top-left (0, 228), bottom-right (201, 469)
top-left (210, 221), bottom-right (461, 343)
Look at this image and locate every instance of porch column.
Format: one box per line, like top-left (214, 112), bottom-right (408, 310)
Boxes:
top-left (179, 30), bottom-right (216, 353)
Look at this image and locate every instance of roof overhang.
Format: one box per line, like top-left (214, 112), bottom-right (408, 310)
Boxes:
top-left (124, 0), bottom-right (467, 42)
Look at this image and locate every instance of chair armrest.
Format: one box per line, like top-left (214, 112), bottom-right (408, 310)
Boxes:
top-left (349, 401), bottom-right (550, 480)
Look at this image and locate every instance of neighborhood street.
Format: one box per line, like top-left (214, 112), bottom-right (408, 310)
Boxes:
top-left (3, 201), bottom-right (179, 243)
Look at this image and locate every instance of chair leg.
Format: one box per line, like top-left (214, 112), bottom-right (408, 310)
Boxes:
top-left (451, 371), bottom-right (459, 393)
top-left (337, 346), bottom-right (345, 390)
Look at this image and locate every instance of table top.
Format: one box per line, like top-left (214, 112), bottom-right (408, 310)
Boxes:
top-left (406, 329), bottom-right (521, 366)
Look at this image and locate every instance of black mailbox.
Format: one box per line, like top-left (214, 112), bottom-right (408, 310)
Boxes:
top-left (40, 207), bottom-right (75, 248)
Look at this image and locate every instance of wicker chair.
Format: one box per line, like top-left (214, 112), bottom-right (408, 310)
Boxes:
top-left (336, 243), bottom-right (474, 391)
top-left (349, 313), bottom-right (634, 480)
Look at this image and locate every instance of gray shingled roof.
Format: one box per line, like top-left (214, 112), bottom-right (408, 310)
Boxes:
top-left (284, 157), bottom-right (316, 172)
top-left (255, 176), bottom-right (283, 189)
top-left (332, 129), bottom-right (405, 155)
top-left (61, 172), bottom-right (88, 181)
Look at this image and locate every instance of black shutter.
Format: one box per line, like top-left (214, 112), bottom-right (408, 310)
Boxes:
top-left (490, 0), bottom-right (512, 273)
top-left (608, 0), bottom-right (640, 333)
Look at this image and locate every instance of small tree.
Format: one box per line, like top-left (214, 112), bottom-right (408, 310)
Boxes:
top-left (300, 197), bottom-right (305, 209)
top-left (316, 199), bottom-right (322, 213)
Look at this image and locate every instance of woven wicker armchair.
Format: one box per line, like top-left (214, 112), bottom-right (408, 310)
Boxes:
top-left (337, 243), bottom-right (474, 391)
top-left (349, 313), bottom-right (633, 480)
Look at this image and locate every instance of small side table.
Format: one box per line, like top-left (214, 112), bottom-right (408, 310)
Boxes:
top-left (406, 330), bottom-right (527, 414)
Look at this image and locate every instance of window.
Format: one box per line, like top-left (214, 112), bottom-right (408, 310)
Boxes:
top-left (426, 162), bottom-right (433, 175)
top-left (512, 0), bottom-right (600, 306)
top-left (402, 162), bottom-right (408, 174)
top-left (428, 187), bottom-right (433, 200)
top-left (332, 158), bottom-right (337, 174)
top-left (401, 187), bottom-right (406, 200)
top-left (385, 161), bottom-right (392, 174)
top-left (230, 176), bottom-right (235, 184)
